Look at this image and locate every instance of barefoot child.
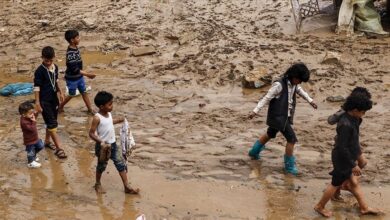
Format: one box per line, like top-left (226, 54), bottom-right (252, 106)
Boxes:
top-left (34, 46), bottom-right (67, 159)
top-left (248, 63), bottom-right (317, 175)
top-left (328, 87), bottom-right (371, 201)
top-left (314, 95), bottom-right (381, 217)
top-left (89, 91), bottom-right (139, 194)
top-left (19, 101), bottom-right (44, 168)
top-left (59, 30), bottom-right (96, 114)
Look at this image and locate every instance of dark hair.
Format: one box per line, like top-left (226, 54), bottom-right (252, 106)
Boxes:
top-left (42, 46), bottom-right (55, 59)
top-left (18, 101), bottom-right (34, 115)
top-left (343, 95), bottom-right (372, 112)
top-left (65, 30), bottom-right (79, 43)
top-left (94, 91), bottom-right (113, 107)
top-left (284, 63), bottom-right (310, 82)
top-left (350, 87), bottom-right (371, 99)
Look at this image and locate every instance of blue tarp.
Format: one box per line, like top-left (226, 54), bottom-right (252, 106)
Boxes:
top-left (0, 83), bottom-right (33, 96)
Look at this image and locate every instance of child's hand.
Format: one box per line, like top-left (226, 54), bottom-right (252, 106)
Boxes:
top-left (310, 102), bottom-right (318, 109)
top-left (352, 165), bottom-right (362, 176)
top-left (35, 103), bottom-right (43, 113)
top-left (86, 72), bottom-right (96, 79)
top-left (30, 114), bottom-right (36, 122)
top-left (248, 112), bottom-right (257, 119)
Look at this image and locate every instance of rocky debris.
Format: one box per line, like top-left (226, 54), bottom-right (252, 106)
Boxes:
top-left (0, 27), bottom-right (5, 32)
top-left (132, 46), bottom-right (156, 56)
top-left (241, 67), bottom-right (271, 89)
top-left (179, 32), bottom-right (197, 45)
top-left (17, 65), bottom-right (30, 73)
top-left (81, 18), bottom-right (97, 29)
top-left (38, 19), bottom-right (49, 27)
top-left (326, 95), bottom-right (345, 102)
top-left (321, 51), bottom-right (341, 65)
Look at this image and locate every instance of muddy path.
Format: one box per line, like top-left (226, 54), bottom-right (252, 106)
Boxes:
top-left (1, 0), bottom-right (390, 219)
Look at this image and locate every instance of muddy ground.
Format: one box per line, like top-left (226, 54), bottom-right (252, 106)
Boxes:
top-left (0, 0), bottom-right (390, 219)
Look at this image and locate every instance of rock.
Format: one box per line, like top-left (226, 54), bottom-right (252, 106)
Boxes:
top-left (321, 51), bottom-right (341, 65)
top-left (242, 67), bottom-right (271, 89)
top-left (82, 18), bottom-right (97, 29)
top-left (326, 95), bottom-right (345, 102)
top-left (132, 46), bottom-right (156, 56)
top-left (179, 32), bottom-right (197, 45)
top-left (0, 27), bottom-right (5, 32)
top-left (38, 19), bottom-right (49, 27)
top-left (17, 65), bottom-right (30, 73)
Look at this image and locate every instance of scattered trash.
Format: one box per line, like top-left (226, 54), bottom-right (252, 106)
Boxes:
top-left (136, 214), bottom-right (146, 220)
top-left (321, 51), bottom-right (341, 65)
top-left (38, 19), bottom-right (49, 27)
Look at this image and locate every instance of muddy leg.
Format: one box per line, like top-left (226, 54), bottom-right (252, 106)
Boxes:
top-left (119, 171), bottom-right (139, 194)
top-left (348, 175), bottom-right (381, 215)
top-left (314, 184), bottom-right (339, 217)
top-left (81, 93), bottom-right (95, 114)
top-left (58, 96), bottom-right (72, 112)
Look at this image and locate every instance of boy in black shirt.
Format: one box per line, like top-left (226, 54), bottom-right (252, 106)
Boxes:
top-left (59, 30), bottom-right (96, 114)
top-left (314, 95), bottom-right (381, 217)
top-left (34, 46), bottom-right (67, 159)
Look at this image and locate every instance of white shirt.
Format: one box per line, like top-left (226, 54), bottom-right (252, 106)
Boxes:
top-left (96, 112), bottom-right (116, 144)
top-left (253, 80), bottom-right (313, 116)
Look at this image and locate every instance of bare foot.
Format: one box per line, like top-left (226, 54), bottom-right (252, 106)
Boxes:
top-left (360, 207), bottom-right (383, 215)
top-left (314, 205), bottom-right (333, 217)
top-left (124, 185), bottom-right (140, 194)
top-left (94, 183), bottom-right (106, 194)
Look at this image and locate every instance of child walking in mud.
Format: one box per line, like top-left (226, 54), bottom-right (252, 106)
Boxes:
top-left (34, 46), bottom-right (67, 159)
top-left (248, 63), bottom-right (317, 175)
top-left (19, 101), bottom-right (44, 168)
top-left (328, 87), bottom-right (371, 201)
top-left (314, 95), bottom-right (381, 217)
top-left (89, 91), bottom-right (139, 194)
top-left (59, 30), bottom-right (96, 114)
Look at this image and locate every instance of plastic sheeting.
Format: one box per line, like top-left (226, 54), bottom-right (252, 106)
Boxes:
top-left (0, 83), bottom-right (33, 96)
top-left (337, 0), bottom-right (388, 35)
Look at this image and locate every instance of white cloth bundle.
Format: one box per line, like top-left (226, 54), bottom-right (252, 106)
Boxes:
top-left (120, 118), bottom-right (135, 158)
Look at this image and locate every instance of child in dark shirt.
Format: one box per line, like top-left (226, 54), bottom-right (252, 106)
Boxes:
top-left (314, 95), bottom-right (381, 217)
top-left (59, 30), bottom-right (96, 114)
top-left (34, 46), bottom-right (67, 159)
top-left (19, 101), bottom-right (44, 168)
top-left (328, 87), bottom-right (371, 201)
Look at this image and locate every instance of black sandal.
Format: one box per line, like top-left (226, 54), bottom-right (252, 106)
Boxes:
top-left (54, 148), bottom-right (67, 159)
top-left (45, 143), bottom-right (56, 150)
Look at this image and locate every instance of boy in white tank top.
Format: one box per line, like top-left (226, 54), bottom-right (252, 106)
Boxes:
top-left (89, 91), bottom-right (139, 194)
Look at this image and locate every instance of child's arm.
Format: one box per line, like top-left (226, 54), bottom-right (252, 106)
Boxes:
top-left (249, 82), bottom-right (282, 119)
top-left (33, 70), bottom-right (43, 113)
top-left (296, 85), bottom-right (317, 109)
top-left (113, 116), bottom-right (125, 125)
top-left (89, 116), bottom-right (103, 144)
top-left (80, 70), bottom-right (96, 79)
top-left (55, 79), bottom-right (64, 103)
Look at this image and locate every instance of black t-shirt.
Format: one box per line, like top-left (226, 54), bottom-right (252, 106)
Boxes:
top-left (34, 64), bottom-right (59, 102)
top-left (65, 47), bottom-right (83, 81)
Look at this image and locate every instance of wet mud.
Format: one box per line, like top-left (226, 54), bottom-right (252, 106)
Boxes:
top-left (1, 0), bottom-right (390, 219)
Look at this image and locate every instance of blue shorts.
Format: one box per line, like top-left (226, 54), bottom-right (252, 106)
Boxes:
top-left (66, 77), bottom-right (86, 96)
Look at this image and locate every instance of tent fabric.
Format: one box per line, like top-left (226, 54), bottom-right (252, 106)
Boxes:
top-left (0, 83), bottom-right (33, 96)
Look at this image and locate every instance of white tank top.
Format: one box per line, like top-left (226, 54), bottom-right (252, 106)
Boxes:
top-left (96, 112), bottom-right (116, 144)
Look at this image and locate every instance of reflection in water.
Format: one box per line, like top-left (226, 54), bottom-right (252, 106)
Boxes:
top-left (29, 169), bottom-right (48, 217)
